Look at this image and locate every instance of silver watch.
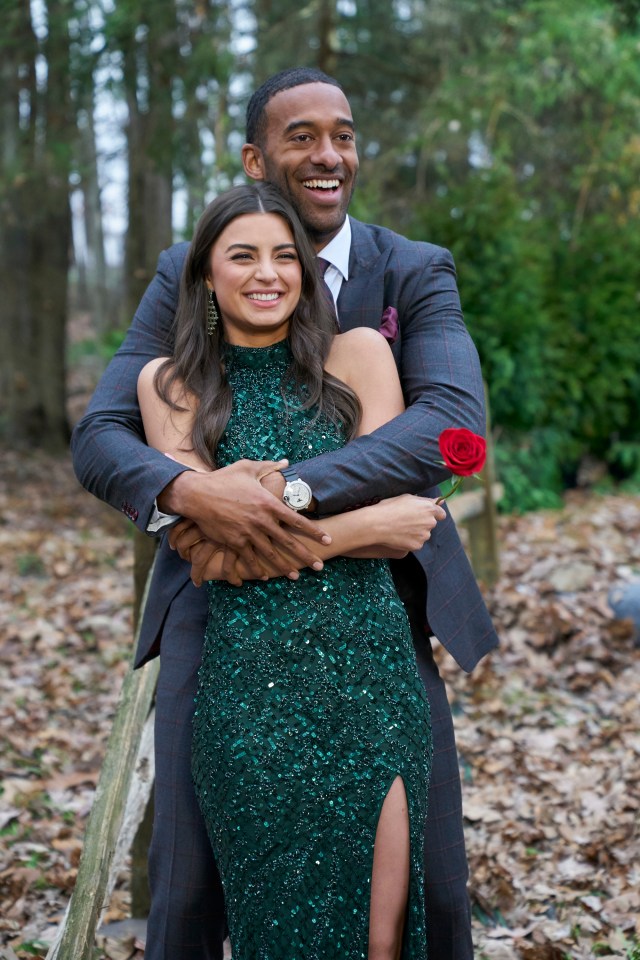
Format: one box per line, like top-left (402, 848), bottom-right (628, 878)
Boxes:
top-left (282, 476), bottom-right (313, 512)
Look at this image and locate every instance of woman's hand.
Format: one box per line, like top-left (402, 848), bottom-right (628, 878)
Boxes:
top-left (359, 495), bottom-right (446, 556)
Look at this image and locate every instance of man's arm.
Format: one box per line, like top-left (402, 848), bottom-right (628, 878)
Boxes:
top-left (290, 244), bottom-right (485, 515)
top-left (71, 245), bottom-right (189, 530)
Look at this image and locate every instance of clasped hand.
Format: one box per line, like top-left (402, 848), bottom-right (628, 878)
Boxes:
top-left (165, 458), bottom-right (328, 587)
top-left (168, 459), bottom-right (445, 585)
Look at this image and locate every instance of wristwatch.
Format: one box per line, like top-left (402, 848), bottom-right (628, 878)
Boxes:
top-left (282, 466), bottom-right (313, 512)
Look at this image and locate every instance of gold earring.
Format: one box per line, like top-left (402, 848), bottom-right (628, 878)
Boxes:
top-left (207, 290), bottom-right (218, 334)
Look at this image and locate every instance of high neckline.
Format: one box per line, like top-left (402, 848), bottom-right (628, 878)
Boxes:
top-left (223, 338), bottom-right (291, 371)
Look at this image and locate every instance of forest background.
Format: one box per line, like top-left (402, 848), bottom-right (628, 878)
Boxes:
top-left (2, 0), bottom-right (640, 512)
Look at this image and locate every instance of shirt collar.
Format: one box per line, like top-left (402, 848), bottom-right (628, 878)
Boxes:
top-left (316, 217), bottom-right (351, 282)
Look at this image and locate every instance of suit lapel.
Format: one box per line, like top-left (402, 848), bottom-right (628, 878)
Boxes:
top-left (337, 219), bottom-right (387, 332)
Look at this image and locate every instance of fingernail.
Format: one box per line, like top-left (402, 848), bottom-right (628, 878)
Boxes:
top-left (321, 535), bottom-right (332, 544)
top-left (288, 571), bottom-right (299, 580)
top-left (312, 561), bottom-right (324, 571)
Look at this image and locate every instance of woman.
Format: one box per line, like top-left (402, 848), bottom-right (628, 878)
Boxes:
top-left (138, 183), bottom-right (439, 960)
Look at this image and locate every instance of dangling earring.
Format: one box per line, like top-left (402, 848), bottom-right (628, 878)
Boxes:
top-left (207, 289), bottom-right (219, 335)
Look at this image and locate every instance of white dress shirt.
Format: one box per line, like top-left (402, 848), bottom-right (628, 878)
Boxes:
top-left (316, 216), bottom-right (351, 318)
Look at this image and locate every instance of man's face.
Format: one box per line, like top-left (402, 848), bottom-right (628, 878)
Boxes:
top-left (243, 83), bottom-right (359, 249)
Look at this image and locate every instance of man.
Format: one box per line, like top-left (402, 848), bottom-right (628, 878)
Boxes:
top-left (72, 67), bottom-right (498, 960)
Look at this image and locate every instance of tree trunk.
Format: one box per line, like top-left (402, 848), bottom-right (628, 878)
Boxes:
top-left (0, 0), bottom-right (72, 451)
top-left (116, 0), bottom-right (178, 906)
top-left (0, 3), bottom-right (41, 444)
top-left (79, 97), bottom-right (110, 333)
top-left (36, 0), bottom-right (74, 449)
top-left (121, 0), bottom-right (175, 325)
top-left (316, 0), bottom-right (337, 75)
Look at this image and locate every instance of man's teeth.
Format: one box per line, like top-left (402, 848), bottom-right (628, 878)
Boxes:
top-left (247, 293), bottom-right (280, 301)
top-left (303, 179), bottom-right (340, 189)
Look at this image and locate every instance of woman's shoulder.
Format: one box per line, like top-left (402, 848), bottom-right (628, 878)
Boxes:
top-left (327, 326), bottom-right (392, 364)
top-left (137, 357), bottom-right (196, 411)
top-left (338, 326), bottom-right (388, 345)
top-left (325, 327), bottom-right (395, 386)
top-left (137, 356), bottom-right (171, 389)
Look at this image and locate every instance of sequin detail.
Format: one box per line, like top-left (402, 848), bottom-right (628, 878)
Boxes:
top-left (191, 340), bottom-right (432, 958)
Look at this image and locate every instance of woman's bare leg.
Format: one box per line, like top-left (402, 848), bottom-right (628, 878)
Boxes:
top-left (368, 776), bottom-right (410, 960)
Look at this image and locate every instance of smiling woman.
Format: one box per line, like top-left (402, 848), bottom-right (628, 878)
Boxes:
top-left (137, 181), bottom-right (357, 473)
top-left (205, 212), bottom-right (302, 347)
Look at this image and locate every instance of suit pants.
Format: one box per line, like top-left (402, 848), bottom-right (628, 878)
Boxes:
top-left (144, 578), bottom-right (473, 960)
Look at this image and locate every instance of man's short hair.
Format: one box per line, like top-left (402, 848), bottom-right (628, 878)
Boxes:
top-left (246, 67), bottom-right (343, 147)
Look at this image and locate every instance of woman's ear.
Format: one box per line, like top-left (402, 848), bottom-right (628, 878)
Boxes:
top-left (205, 277), bottom-right (214, 292)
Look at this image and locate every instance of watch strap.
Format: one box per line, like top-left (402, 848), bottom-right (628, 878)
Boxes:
top-left (281, 465), bottom-right (300, 484)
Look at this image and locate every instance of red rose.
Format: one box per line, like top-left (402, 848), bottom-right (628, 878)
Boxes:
top-left (438, 428), bottom-right (486, 477)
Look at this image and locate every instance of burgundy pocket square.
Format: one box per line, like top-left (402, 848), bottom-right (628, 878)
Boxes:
top-left (379, 306), bottom-right (399, 344)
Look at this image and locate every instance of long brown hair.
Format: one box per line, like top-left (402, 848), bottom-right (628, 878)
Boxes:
top-left (155, 182), bottom-right (361, 468)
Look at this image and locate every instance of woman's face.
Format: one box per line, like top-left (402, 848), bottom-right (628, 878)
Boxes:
top-left (207, 212), bottom-right (302, 347)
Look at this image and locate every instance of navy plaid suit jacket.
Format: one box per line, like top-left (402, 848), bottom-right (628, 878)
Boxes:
top-left (71, 216), bottom-right (498, 672)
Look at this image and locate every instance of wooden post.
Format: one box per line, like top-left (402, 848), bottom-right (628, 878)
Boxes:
top-left (444, 386), bottom-right (501, 587)
top-left (465, 385), bottom-right (500, 587)
top-left (129, 786), bottom-right (154, 917)
top-left (46, 560), bottom-right (159, 960)
top-left (129, 530), bottom-right (158, 917)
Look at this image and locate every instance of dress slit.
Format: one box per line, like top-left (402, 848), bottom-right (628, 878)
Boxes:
top-left (367, 773), bottom-right (427, 960)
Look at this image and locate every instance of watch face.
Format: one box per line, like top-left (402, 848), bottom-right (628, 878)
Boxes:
top-left (284, 479), bottom-right (312, 510)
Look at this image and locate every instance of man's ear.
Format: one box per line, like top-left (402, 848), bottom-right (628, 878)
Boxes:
top-left (242, 143), bottom-right (266, 181)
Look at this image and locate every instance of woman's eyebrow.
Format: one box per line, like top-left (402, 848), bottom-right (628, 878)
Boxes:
top-left (225, 242), bottom-right (297, 252)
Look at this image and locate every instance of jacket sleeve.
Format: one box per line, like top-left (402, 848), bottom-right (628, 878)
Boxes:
top-left (294, 244), bottom-right (486, 515)
top-left (70, 245), bottom-right (192, 532)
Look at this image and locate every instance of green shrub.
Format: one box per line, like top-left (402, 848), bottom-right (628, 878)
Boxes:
top-left (405, 165), bottom-right (640, 512)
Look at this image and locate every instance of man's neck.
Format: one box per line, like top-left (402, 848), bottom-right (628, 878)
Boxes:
top-left (310, 218), bottom-right (348, 253)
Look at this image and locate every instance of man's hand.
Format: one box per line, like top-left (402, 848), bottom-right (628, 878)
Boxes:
top-left (260, 468), bottom-right (285, 499)
top-left (159, 458), bottom-right (329, 582)
top-left (187, 538), bottom-right (227, 586)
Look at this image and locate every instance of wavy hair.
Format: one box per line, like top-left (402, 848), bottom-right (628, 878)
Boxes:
top-left (155, 182), bottom-right (361, 468)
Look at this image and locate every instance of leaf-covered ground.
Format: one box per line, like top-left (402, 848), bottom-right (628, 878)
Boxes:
top-left (1, 451), bottom-right (639, 959)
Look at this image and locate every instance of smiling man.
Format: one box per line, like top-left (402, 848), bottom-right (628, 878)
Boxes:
top-left (72, 67), bottom-right (497, 960)
top-left (242, 77), bottom-right (358, 246)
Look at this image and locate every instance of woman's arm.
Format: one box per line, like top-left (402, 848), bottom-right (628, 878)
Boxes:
top-left (139, 359), bottom-right (337, 584)
top-left (137, 358), bottom-right (211, 473)
top-left (324, 326), bottom-right (406, 436)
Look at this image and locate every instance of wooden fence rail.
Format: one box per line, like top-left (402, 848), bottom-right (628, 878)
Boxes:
top-left (45, 564), bottom-right (159, 960)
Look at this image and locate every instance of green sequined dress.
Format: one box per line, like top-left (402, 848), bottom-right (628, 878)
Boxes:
top-left (191, 340), bottom-right (432, 959)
